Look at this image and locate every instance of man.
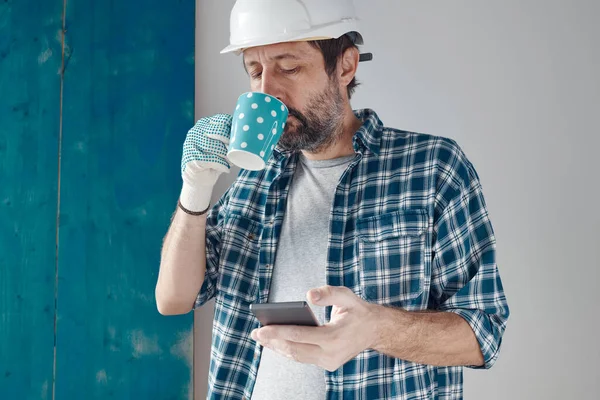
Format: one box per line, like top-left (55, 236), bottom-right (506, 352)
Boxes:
top-left (155, 0), bottom-right (510, 399)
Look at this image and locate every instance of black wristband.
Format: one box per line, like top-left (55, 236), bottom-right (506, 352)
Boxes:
top-left (178, 199), bottom-right (210, 216)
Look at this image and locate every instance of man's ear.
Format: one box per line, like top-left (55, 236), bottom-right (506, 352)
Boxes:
top-left (338, 47), bottom-right (360, 88)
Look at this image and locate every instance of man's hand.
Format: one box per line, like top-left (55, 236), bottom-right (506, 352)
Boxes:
top-left (250, 284), bottom-right (486, 369)
top-left (250, 285), bottom-right (379, 372)
top-left (179, 114), bottom-right (232, 212)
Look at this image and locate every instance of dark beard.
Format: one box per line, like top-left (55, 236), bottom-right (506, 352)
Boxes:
top-left (277, 82), bottom-right (345, 153)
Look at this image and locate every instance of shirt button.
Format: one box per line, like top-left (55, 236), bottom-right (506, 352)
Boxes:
top-left (265, 264), bottom-right (272, 269)
top-left (269, 218), bottom-right (275, 225)
top-left (247, 233), bottom-right (256, 240)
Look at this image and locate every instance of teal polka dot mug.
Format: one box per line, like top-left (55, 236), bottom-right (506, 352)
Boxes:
top-left (228, 92), bottom-right (289, 171)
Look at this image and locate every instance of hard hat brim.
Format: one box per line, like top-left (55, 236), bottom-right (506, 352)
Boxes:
top-left (220, 20), bottom-right (364, 55)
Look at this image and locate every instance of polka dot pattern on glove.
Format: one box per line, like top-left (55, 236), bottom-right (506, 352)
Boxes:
top-left (181, 114), bottom-right (232, 174)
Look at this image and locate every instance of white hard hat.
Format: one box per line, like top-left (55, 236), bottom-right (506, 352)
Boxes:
top-left (221, 0), bottom-right (371, 61)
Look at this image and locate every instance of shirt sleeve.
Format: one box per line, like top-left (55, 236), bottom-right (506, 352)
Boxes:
top-left (428, 139), bottom-right (510, 369)
top-left (193, 186), bottom-right (231, 309)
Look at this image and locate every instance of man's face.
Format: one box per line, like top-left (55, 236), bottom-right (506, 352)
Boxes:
top-left (243, 42), bottom-right (345, 152)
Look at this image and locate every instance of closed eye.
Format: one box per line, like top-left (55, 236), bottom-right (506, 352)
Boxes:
top-left (281, 67), bottom-right (300, 75)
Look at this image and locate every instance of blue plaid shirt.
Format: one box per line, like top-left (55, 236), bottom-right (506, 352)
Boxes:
top-left (195, 109), bottom-right (509, 400)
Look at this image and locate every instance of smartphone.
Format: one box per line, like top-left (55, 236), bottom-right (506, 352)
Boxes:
top-left (250, 301), bottom-right (320, 327)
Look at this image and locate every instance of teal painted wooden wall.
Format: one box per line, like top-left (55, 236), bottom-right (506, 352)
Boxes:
top-left (1, 1), bottom-right (195, 399)
top-left (0, 1), bottom-right (62, 398)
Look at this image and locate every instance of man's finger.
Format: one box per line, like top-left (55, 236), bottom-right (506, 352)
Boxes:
top-left (308, 285), bottom-right (359, 308)
top-left (261, 338), bottom-right (322, 365)
top-left (185, 132), bottom-right (229, 157)
top-left (257, 325), bottom-right (328, 346)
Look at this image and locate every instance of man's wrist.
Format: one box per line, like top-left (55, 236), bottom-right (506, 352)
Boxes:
top-left (367, 303), bottom-right (387, 351)
top-left (178, 199), bottom-right (210, 216)
top-left (369, 303), bottom-right (411, 353)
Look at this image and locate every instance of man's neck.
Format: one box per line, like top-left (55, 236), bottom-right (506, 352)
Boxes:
top-left (301, 105), bottom-right (363, 161)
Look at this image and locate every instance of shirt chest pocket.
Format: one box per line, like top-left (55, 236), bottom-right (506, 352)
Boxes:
top-left (356, 209), bottom-right (431, 309)
top-left (217, 214), bottom-right (262, 304)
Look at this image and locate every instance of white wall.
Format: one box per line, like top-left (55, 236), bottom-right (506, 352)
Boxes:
top-left (194, 1), bottom-right (600, 398)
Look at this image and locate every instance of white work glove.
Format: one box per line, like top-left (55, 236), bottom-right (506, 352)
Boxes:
top-left (179, 114), bottom-right (232, 213)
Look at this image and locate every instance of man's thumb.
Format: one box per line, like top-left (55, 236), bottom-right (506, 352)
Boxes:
top-left (307, 285), bottom-right (357, 307)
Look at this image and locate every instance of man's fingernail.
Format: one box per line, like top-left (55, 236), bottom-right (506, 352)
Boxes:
top-left (251, 330), bottom-right (258, 340)
top-left (312, 290), bottom-right (321, 301)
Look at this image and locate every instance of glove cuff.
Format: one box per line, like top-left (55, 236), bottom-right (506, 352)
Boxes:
top-left (179, 181), bottom-right (213, 213)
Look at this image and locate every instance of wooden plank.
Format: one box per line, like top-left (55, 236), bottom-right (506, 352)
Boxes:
top-left (55, 0), bottom-right (196, 398)
top-left (0, 1), bottom-right (63, 399)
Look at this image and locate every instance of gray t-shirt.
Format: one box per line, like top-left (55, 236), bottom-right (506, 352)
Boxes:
top-left (251, 153), bottom-right (355, 400)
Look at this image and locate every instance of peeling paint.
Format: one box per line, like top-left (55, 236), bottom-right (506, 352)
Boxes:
top-left (169, 328), bottom-right (193, 400)
top-left (54, 29), bottom-right (63, 44)
top-left (38, 48), bottom-right (52, 64)
top-left (129, 329), bottom-right (162, 358)
top-left (55, 28), bottom-right (72, 75)
top-left (107, 326), bottom-right (116, 338)
top-left (106, 326), bottom-right (120, 352)
top-left (96, 369), bottom-right (108, 384)
top-left (40, 380), bottom-right (48, 400)
top-left (74, 141), bottom-right (86, 153)
top-left (170, 328), bottom-right (193, 367)
top-left (130, 288), bottom-right (152, 303)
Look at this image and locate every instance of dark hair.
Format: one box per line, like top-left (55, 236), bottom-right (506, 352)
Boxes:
top-left (308, 34), bottom-right (360, 99)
